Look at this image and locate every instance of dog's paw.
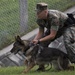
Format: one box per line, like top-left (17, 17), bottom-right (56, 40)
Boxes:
top-left (22, 71), bottom-right (27, 74)
top-left (21, 72), bottom-right (25, 74)
top-left (68, 65), bottom-right (74, 71)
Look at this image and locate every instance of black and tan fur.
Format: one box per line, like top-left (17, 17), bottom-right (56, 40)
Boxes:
top-left (10, 36), bottom-right (74, 73)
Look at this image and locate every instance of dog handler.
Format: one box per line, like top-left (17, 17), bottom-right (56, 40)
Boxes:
top-left (32, 2), bottom-right (75, 71)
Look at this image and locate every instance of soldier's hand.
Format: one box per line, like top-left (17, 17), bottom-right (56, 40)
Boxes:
top-left (32, 40), bottom-right (40, 44)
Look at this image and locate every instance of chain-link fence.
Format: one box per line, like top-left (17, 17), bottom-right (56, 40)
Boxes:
top-left (0, 0), bottom-right (20, 50)
top-left (0, 0), bottom-right (75, 50)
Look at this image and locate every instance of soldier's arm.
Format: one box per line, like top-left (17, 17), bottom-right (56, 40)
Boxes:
top-left (33, 27), bottom-right (44, 40)
top-left (39, 17), bottom-right (59, 42)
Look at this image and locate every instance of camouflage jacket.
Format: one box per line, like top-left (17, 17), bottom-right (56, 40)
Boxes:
top-left (37, 10), bottom-right (68, 31)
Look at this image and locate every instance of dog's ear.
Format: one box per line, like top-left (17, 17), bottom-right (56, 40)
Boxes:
top-left (15, 35), bottom-right (24, 45)
top-left (15, 35), bottom-right (17, 41)
top-left (15, 35), bottom-right (20, 41)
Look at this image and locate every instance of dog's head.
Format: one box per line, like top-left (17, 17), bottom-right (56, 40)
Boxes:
top-left (10, 35), bottom-right (30, 54)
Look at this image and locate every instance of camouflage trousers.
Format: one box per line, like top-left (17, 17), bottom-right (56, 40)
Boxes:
top-left (63, 26), bottom-right (75, 63)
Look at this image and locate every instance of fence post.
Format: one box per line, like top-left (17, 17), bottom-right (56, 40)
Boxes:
top-left (19, 0), bottom-right (28, 34)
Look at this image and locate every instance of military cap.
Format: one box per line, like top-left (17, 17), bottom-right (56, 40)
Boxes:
top-left (36, 2), bottom-right (48, 13)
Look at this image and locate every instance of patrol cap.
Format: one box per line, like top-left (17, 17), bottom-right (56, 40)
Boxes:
top-left (35, 2), bottom-right (48, 13)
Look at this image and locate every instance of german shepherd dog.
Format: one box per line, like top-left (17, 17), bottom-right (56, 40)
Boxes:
top-left (10, 36), bottom-right (74, 73)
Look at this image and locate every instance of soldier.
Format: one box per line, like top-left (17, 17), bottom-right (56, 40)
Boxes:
top-left (32, 2), bottom-right (75, 71)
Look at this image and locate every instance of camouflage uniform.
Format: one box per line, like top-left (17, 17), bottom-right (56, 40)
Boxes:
top-left (37, 10), bottom-right (75, 63)
top-left (63, 27), bottom-right (75, 63)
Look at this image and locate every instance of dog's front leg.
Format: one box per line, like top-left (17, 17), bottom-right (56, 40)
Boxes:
top-left (22, 62), bottom-right (35, 74)
top-left (24, 60), bottom-right (29, 66)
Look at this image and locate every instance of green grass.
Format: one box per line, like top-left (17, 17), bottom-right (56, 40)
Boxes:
top-left (0, 66), bottom-right (75, 75)
top-left (0, 0), bottom-right (75, 50)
